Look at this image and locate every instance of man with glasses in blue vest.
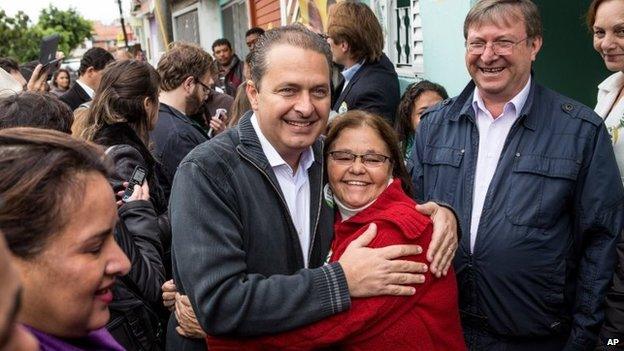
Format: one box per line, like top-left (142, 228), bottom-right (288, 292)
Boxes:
top-left (411, 0), bottom-right (624, 349)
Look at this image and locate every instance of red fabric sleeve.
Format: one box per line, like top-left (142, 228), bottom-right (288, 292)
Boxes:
top-left (207, 219), bottom-right (434, 351)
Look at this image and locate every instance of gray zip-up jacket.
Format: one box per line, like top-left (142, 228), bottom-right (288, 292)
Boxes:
top-left (169, 112), bottom-right (350, 337)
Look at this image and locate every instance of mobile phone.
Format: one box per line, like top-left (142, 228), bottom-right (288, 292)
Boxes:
top-left (215, 108), bottom-right (228, 121)
top-left (39, 34), bottom-right (59, 67)
top-left (122, 165), bottom-right (147, 202)
top-left (42, 58), bottom-right (61, 72)
top-left (39, 34), bottom-right (61, 78)
top-left (208, 108), bottom-right (228, 138)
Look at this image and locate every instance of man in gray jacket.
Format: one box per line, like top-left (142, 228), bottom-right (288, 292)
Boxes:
top-left (168, 25), bottom-right (458, 349)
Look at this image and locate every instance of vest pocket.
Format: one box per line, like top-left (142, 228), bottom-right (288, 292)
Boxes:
top-left (422, 145), bottom-right (464, 203)
top-left (505, 154), bottom-right (580, 228)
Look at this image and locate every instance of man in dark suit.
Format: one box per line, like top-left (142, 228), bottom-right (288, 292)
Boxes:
top-left (60, 47), bottom-right (114, 111)
top-left (327, 1), bottom-right (400, 125)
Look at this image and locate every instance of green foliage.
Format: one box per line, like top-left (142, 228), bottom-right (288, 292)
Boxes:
top-left (0, 6), bottom-right (92, 63)
top-left (0, 10), bottom-right (41, 62)
top-left (37, 6), bottom-right (93, 55)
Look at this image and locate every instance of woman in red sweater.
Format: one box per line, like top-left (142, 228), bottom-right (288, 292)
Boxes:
top-left (207, 111), bottom-right (465, 350)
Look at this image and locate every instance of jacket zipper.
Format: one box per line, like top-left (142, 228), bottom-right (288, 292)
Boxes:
top-left (308, 140), bottom-right (324, 267)
top-left (237, 149), bottom-right (313, 268)
top-left (470, 114), bottom-right (523, 255)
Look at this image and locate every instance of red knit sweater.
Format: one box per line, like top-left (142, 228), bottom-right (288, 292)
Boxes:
top-left (207, 179), bottom-right (466, 350)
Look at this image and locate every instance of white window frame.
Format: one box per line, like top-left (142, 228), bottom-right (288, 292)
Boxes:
top-left (373, 0), bottom-right (424, 77)
top-left (221, 0), bottom-right (249, 56)
top-left (172, 3), bottom-right (200, 43)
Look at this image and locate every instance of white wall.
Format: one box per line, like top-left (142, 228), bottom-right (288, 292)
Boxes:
top-left (420, 0), bottom-right (471, 96)
top-left (198, 0), bottom-right (223, 52)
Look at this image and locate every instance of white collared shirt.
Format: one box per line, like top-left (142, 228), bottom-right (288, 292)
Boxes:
top-left (340, 60), bottom-right (364, 93)
top-left (251, 114), bottom-right (314, 267)
top-left (469, 77), bottom-right (531, 252)
top-left (595, 71), bottom-right (624, 185)
top-left (76, 79), bottom-right (95, 98)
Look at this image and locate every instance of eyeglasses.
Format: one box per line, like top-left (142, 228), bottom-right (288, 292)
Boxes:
top-left (194, 77), bottom-right (211, 93)
top-left (465, 37), bottom-right (530, 56)
top-left (328, 151), bottom-right (391, 167)
top-left (318, 33), bottom-right (330, 41)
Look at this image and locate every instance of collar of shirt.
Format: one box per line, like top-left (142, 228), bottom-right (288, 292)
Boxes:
top-left (340, 60), bottom-right (365, 86)
top-left (472, 76), bottom-right (532, 120)
top-left (76, 79), bottom-right (95, 98)
top-left (159, 103), bottom-right (200, 126)
top-left (251, 113), bottom-right (314, 267)
top-left (250, 113), bottom-right (315, 175)
top-left (598, 71), bottom-right (624, 95)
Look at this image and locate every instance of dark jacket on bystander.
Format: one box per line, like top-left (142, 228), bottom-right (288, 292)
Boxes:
top-left (332, 53), bottom-right (400, 125)
top-left (94, 122), bottom-right (170, 350)
top-left (150, 103), bottom-right (208, 201)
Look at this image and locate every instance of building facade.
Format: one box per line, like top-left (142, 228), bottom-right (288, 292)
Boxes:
top-left (129, 0), bottom-right (604, 105)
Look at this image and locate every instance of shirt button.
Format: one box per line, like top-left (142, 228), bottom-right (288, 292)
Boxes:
top-left (515, 152), bottom-right (521, 157)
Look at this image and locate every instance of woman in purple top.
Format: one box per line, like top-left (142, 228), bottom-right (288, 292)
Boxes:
top-left (0, 128), bottom-right (131, 350)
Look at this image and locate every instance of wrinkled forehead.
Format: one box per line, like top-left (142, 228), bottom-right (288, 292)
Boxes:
top-left (266, 44), bottom-right (331, 79)
top-left (467, 6), bottom-right (527, 36)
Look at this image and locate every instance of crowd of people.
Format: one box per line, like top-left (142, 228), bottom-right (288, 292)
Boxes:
top-left (1, 0), bottom-right (624, 350)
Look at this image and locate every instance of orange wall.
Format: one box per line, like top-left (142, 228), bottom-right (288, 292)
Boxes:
top-left (251, 0), bottom-right (281, 29)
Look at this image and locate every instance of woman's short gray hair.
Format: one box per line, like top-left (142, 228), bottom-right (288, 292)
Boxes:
top-left (249, 24), bottom-right (332, 90)
top-left (463, 0), bottom-right (542, 39)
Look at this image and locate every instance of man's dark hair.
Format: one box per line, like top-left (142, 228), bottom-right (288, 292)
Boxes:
top-left (78, 47), bottom-right (115, 76)
top-left (249, 24), bottom-right (332, 90)
top-left (212, 38), bottom-right (232, 51)
top-left (0, 92), bottom-right (73, 134)
top-left (246, 27), bottom-right (265, 37)
top-left (0, 58), bottom-right (19, 73)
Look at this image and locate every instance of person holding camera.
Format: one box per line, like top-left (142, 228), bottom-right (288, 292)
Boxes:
top-left (78, 59), bottom-right (169, 350)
